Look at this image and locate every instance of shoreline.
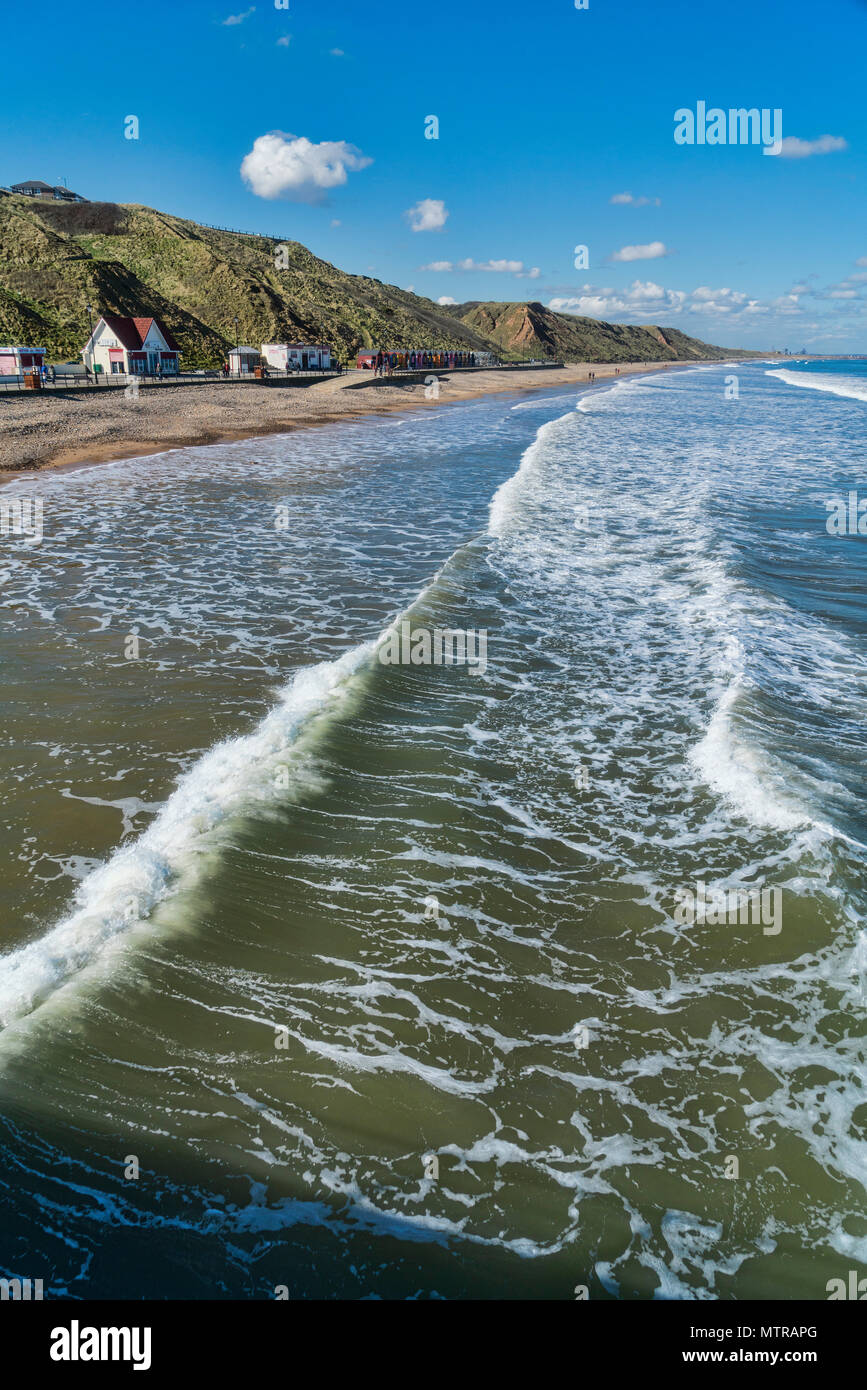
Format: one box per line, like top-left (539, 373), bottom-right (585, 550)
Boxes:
top-left (0, 360), bottom-right (716, 480)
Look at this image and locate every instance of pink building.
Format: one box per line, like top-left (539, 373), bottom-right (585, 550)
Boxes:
top-left (0, 345), bottom-right (46, 377)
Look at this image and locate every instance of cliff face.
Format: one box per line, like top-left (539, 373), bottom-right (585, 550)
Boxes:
top-left (0, 192), bottom-right (752, 366)
top-left (449, 300), bottom-right (748, 363)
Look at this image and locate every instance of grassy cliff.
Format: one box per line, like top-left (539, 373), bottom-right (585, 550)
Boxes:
top-left (0, 192), bottom-right (754, 367)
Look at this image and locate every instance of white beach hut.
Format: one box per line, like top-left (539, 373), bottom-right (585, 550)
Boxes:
top-left (229, 346), bottom-right (261, 375)
top-left (261, 343), bottom-right (332, 371)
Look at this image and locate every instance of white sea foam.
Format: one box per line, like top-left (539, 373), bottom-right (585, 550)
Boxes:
top-left (689, 677), bottom-right (809, 833)
top-left (0, 639), bottom-right (384, 1030)
top-left (0, 406), bottom-right (510, 1036)
top-left (509, 396), bottom-right (576, 412)
top-left (767, 368), bottom-right (867, 404)
top-left (0, 538), bottom-right (469, 1033)
top-left (488, 411), bottom-right (576, 537)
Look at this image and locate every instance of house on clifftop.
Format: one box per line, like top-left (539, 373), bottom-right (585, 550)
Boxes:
top-left (9, 180), bottom-right (86, 202)
top-left (82, 315), bottom-right (181, 377)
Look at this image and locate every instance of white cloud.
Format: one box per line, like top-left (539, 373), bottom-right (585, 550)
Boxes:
top-left (330, 48), bottom-right (345, 56)
top-left (437, 296), bottom-right (457, 305)
top-left (330, 218), bottom-right (341, 227)
top-left (611, 241), bottom-right (669, 263)
top-left (798, 272), bottom-right (867, 301)
top-left (550, 280), bottom-right (686, 319)
top-left (691, 286), bottom-right (746, 304)
top-left (551, 280), bottom-right (779, 322)
top-left (405, 199), bottom-right (449, 232)
top-left (459, 258), bottom-right (520, 273)
top-left (687, 286), bottom-right (768, 314)
top-left (776, 134), bottom-right (848, 159)
top-left (223, 6), bottom-right (255, 24)
top-left (276, 36), bottom-right (291, 47)
top-left (241, 132), bottom-right (372, 203)
top-left (547, 274), bottom-right (867, 348)
top-left (856, 257), bottom-right (867, 268)
top-left (420, 257), bottom-right (539, 277)
top-left (610, 192), bottom-right (661, 207)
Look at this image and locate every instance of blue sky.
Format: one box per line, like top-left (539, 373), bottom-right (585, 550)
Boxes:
top-left (3, 0), bottom-right (865, 349)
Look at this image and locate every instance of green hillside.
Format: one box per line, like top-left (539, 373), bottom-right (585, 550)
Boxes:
top-left (0, 192), bottom-right (755, 367)
top-left (0, 194), bottom-right (499, 367)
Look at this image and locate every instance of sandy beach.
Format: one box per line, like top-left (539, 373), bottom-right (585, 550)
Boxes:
top-left (0, 361), bottom-right (685, 476)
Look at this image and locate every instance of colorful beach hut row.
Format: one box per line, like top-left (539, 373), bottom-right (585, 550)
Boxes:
top-left (356, 349), bottom-right (496, 371)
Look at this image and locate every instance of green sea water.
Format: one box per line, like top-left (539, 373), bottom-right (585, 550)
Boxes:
top-left (0, 363), bottom-right (865, 1299)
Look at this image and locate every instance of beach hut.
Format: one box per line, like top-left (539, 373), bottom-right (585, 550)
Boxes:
top-left (0, 345), bottom-right (46, 379)
top-left (261, 343), bottom-right (333, 371)
top-left (356, 349), bottom-right (378, 370)
top-left (82, 316), bottom-right (180, 376)
top-left (228, 346), bottom-right (260, 376)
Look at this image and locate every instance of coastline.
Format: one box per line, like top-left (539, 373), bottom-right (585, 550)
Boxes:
top-left (0, 358), bottom-right (733, 483)
top-left (0, 360), bottom-right (699, 479)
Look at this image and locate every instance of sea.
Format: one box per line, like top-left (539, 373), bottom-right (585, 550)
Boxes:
top-left (0, 359), bottom-right (864, 1300)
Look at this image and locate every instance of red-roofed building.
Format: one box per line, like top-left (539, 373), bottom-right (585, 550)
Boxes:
top-left (82, 315), bottom-right (181, 377)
